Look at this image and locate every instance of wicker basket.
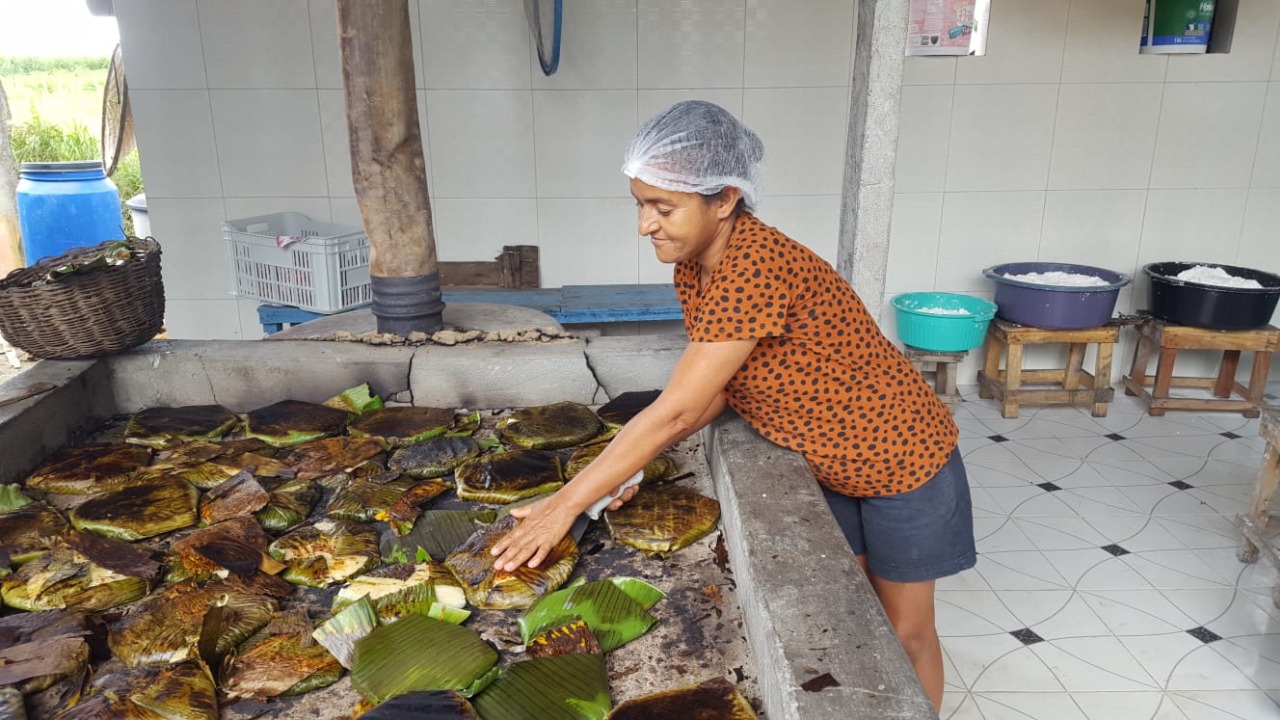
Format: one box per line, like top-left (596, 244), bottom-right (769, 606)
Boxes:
top-left (0, 237), bottom-right (165, 359)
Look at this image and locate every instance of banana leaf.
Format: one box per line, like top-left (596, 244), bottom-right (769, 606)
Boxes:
top-left (497, 402), bottom-right (604, 450)
top-left (471, 652), bottom-right (611, 720)
top-left (383, 509), bottom-right (497, 562)
top-left (269, 519), bottom-right (380, 588)
top-left (351, 615), bottom-right (499, 703)
top-left (244, 400), bottom-right (351, 448)
top-left (444, 515), bottom-right (577, 611)
top-left (595, 390), bottom-right (661, 425)
top-left (388, 436), bottom-right (480, 479)
top-left (1, 542), bottom-right (148, 612)
top-left (284, 437), bottom-right (387, 481)
top-left (334, 562), bottom-right (465, 612)
top-left (255, 477), bottom-right (320, 533)
top-left (24, 444), bottom-right (152, 495)
top-left (605, 485), bottom-right (720, 557)
top-left (348, 407), bottom-right (457, 447)
top-left (382, 481), bottom-right (453, 536)
top-left (324, 383), bottom-right (385, 414)
top-left (25, 662), bottom-right (84, 719)
top-left (221, 632), bottom-right (343, 699)
top-left (313, 596), bottom-right (378, 669)
top-left (198, 472), bottom-right (269, 525)
top-left (446, 411), bottom-right (482, 437)
top-left (124, 405), bottom-right (240, 449)
top-left (565, 444), bottom-right (678, 485)
top-left (0, 483), bottom-right (33, 511)
top-left (64, 531), bottom-right (162, 581)
top-left (167, 517), bottom-right (275, 584)
top-left (179, 453), bottom-right (294, 490)
top-left (108, 581), bottom-right (275, 666)
top-left (518, 577), bottom-right (663, 653)
top-left (54, 661), bottom-right (218, 720)
top-left (524, 620), bottom-right (601, 660)
top-left (69, 475), bottom-right (199, 542)
top-left (454, 450), bottom-right (563, 504)
top-left (0, 502), bottom-right (68, 564)
top-left (326, 478), bottom-right (417, 523)
top-left (358, 691), bottom-right (480, 720)
top-left (606, 678), bottom-right (757, 719)
top-left (0, 636), bottom-right (88, 694)
top-left (0, 687), bottom-right (24, 719)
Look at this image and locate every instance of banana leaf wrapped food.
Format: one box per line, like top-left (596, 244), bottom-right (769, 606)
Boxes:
top-left (444, 515), bottom-right (577, 610)
top-left (326, 478), bottom-right (418, 524)
top-left (605, 484), bottom-right (721, 557)
top-left (496, 401), bottom-right (604, 450)
top-left (255, 476), bottom-right (320, 533)
top-left (605, 677), bottom-right (758, 720)
top-left (383, 509), bottom-right (498, 562)
top-left (358, 691), bottom-right (480, 720)
top-left (24, 444), bottom-right (152, 495)
top-left (565, 443), bottom-right (678, 484)
top-left (348, 406), bottom-right (458, 447)
top-left (68, 474), bottom-right (199, 542)
top-left (382, 480), bottom-right (453, 536)
top-left (333, 561), bottom-right (468, 624)
top-left (470, 652), bottom-right (611, 720)
top-left (388, 436), bottom-right (480, 479)
top-left (0, 635), bottom-right (88, 695)
top-left (198, 472), bottom-right (270, 525)
top-left (351, 615), bottom-right (499, 703)
top-left (108, 580), bottom-right (275, 666)
top-left (244, 400), bottom-right (351, 448)
top-left (284, 437), bottom-right (387, 481)
top-left (455, 450), bottom-right (563, 504)
top-left (52, 660), bottom-right (218, 720)
top-left (165, 516), bottom-right (276, 584)
top-left (595, 390), bottom-right (661, 425)
top-left (220, 631), bottom-right (344, 700)
top-left (1, 541), bottom-right (148, 612)
top-left (1, 501), bottom-right (69, 564)
top-left (124, 405), bottom-right (240, 448)
top-left (269, 519), bottom-right (380, 588)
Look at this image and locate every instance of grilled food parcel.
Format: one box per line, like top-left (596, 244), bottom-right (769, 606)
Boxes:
top-left (0, 386), bottom-right (756, 719)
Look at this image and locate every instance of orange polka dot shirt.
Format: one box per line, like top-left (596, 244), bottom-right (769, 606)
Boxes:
top-left (674, 212), bottom-right (959, 497)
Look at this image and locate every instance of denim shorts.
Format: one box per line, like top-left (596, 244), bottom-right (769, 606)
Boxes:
top-left (820, 450), bottom-right (977, 584)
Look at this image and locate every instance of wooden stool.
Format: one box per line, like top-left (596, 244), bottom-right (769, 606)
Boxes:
top-left (977, 319), bottom-right (1119, 418)
top-left (904, 346), bottom-right (966, 408)
top-left (1236, 407), bottom-right (1280, 607)
top-left (1121, 318), bottom-right (1277, 418)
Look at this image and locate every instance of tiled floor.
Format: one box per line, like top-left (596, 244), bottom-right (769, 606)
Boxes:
top-left (938, 387), bottom-right (1280, 720)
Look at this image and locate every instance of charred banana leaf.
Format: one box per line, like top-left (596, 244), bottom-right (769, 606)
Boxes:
top-left (384, 509), bottom-right (498, 562)
top-left (382, 480), bottom-right (452, 536)
top-left (221, 632), bottom-right (343, 700)
top-left (108, 581), bottom-right (275, 666)
top-left (53, 661), bottom-right (218, 720)
top-left (388, 436), bottom-right (480, 479)
top-left (269, 519), bottom-right (380, 588)
top-left (255, 476), bottom-right (320, 533)
top-left (565, 444), bottom-right (678, 484)
top-left (326, 478), bottom-right (417, 524)
top-left (524, 620), bottom-right (602, 660)
top-left (605, 485), bottom-right (720, 557)
top-left (358, 691), bottom-right (480, 720)
top-left (198, 472), bottom-right (270, 525)
top-left (497, 401), bottom-right (604, 450)
top-left (244, 400), bottom-right (351, 448)
top-left (595, 390), bottom-right (661, 425)
top-left (1, 541), bottom-right (148, 612)
top-left (605, 677), bottom-right (758, 719)
top-left (455, 450), bottom-right (563, 504)
top-left (518, 577), bottom-right (663, 654)
top-left (1, 502), bottom-right (68, 564)
top-left (125, 405), bottom-right (240, 448)
top-left (0, 635), bottom-right (88, 695)
top-left (69, 475), bottom-right (199, 542)
top-left (348, 407), bottom-right (457, 447)
top-left (166, 517), bottom-right (276, 584)
top-left (444, 515), bottom-right (577, 610)
top-left (24, 444), bottom-right (152, 495)
top-left (284, 437), bottom-right (387, 481)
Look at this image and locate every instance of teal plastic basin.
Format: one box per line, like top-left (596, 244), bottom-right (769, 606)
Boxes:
top-left (892, 292), bottom-right (997, 352)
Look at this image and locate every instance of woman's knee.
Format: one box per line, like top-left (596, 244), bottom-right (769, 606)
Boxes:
top-left (888, 613), bottom-right (939, 655)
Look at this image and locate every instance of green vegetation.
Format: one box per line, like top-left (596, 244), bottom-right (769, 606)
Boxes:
top-left (0, 56), bottom-right (110, 76)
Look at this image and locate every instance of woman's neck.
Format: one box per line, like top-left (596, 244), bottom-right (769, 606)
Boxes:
top-left (696, 211), bottom-right (743, 275)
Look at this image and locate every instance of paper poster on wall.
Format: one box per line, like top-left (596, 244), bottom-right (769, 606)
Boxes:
top-left (1140, 0), bottom-right (1215, 54)
top-left (905, 0), bottom-right (991, 56)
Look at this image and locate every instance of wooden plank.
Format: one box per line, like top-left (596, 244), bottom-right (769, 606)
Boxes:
top-left (1158, 324), bottom-right (1279, 351)
top-left (439, 261), bottom-right (503, 288)
top-left (0, 381), bottom-right (55, 409)
top-left (1215, 350), bottom-right (1242, 397)
top-left (990, 319), bottom-right (1120, 344)
top-left (557, 284), bottom-right (683, 324)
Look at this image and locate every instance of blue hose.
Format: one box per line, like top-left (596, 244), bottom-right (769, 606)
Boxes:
top-left (528, 0), bottom-right (562, 76)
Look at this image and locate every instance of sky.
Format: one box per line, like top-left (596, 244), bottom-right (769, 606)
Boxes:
top-left (0, 0), bottom-right (120, 58)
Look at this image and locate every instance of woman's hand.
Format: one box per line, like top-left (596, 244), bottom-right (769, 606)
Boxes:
top-left (605, 482), bottom-right (641, 511)
top-left (490, 495), bottom-right (578, 572)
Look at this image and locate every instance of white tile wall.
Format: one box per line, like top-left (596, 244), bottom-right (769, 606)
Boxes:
top-left (1138, 189), bottom-right (1249, 267)
top-left (1165, 0), bottom-right (1280, 83)
top-left (308, 0), bottom-right (343, 91)
top-left (425, 90), bottom-right (536, 199)
top-left (533, 90), bottom-right (638, 198)
top-left (956, 0), bottom-right (1070, 85)
top-left (896, 85), bottom-right (954, 193)
top-left (742, 87), bottom-right (849, 196)
top-left (209, 89), bottom-right (328, 198)
top-left (638, 0), bottom-right (746, 89)
top-left (537, 199), bottom-right (638, 287)
top-left (223, 198), bottom-right (332, 224)
top-left (431, 199), bottom-right (539, 263)
top-left (128, 90), bottom-right (222, 198)
top-left (885, 192), bottom-right (944, 294)
top-left (1237, 189), bottom-right (1280, 271)
top-left (945, 84), bottom-right (1058, 192)
top-left (166, 298), bottom-right (244, 340)
top-left (761, 194), bottom-right (843, 264)
top-left (1048, 83), bottom-right (1163, 190)
top-left (743, 0), bottom-right (855, 87)
top-left (1150, 83), bottom-right (1268, 189)
top-left (198, 0), bottom-right (316, 89)
top-left (418, 0), bottom-right (531, 90)
top-left (316, 89), bottom-right (354, 198)
top-left (531, 1), bottom-right (638, 91)
top-left (1251, 83), bottom-right (1280, 188)
top-left (114, 0), bottom-right (206, 90)
top-left (149, 198), bottom-right (231, 301)
top-left (903, 56), bottom-right (957, 86)
top-left (935, 191), bottom-right (1046, 292)
top-left (1060, 0), bottom-right (1167, 84)
top-left (1039, 190), bottom-right (1146, 273)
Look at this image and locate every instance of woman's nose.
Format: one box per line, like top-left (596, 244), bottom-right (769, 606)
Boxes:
top-left (637, 207), bottom-right (659, 236)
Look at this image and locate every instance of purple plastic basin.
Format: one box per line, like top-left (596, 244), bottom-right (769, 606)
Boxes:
top-left (983, 262), bottom-right (1131, 330)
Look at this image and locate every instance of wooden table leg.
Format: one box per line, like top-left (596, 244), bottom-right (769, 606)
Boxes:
top-left (1126, 332), bottom-right (1154, 396)
top-left (1238, 442), bottom-right (1280, 563)
top-left (979, 332), bottom-right (1003, 400)
top-left (1064, 342), bottom-right (1086, 391)
top-left (1092, 341), bottom-right (1115, 417)
top-left (1214, 350), bottom-right (1241, 398)
top-left (1003, 342), bottom-right (1023, 418)
top-left (939, 360), bottom-right (958, 399)
top-left (1244, 351), bottom-right (1272, 419)
top-left (1150, 347), bottom-right (1177, 417)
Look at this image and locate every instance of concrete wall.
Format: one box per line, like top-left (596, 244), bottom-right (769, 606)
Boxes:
top-left (112, 0), bottom-right (858, 341)
top-left (884, 0), bottom-right (1280, 381)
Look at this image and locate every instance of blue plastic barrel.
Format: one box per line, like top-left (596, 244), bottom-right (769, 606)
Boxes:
top-left (16, 161), bottom-right (123, 265)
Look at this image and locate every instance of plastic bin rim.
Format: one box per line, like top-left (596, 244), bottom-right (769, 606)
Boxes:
top-left (891, 292), bottom-right (997, 317)
top-left (983, 263), bottom-right (1131, 292)
top-left (20, 160), bottom-right (105, 174)
top-left (1144, 261), bottom-right (1280, 294)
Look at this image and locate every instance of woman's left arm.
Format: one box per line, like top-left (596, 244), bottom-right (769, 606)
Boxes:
top-left (490, 337), bottom-right (757, 571)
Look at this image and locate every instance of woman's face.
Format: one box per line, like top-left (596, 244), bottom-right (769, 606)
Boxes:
top-left (630, 178), bottom-right (736, 265)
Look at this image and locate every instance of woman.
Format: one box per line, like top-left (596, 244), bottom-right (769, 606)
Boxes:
top-left (492, 100), bottom-right (975, 712)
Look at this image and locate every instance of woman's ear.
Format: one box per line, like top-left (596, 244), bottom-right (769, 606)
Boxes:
top-left (715, 186), bottom-right (741, 219)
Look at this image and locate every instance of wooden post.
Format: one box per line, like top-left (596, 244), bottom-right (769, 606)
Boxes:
top-left (0, 78), bottom-right (23, 274)
top-left (337, 0), bottom-right (443, 335)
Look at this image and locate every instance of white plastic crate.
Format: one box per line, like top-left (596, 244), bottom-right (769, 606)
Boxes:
top-left (223, 212), bottom-right (372, 314)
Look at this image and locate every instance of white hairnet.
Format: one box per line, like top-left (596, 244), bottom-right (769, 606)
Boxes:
top-left (622, 101), bottom-right (765, 212)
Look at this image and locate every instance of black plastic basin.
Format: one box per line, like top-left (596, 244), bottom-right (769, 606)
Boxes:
top-left (1144, 262), bottom-right (1280, 331)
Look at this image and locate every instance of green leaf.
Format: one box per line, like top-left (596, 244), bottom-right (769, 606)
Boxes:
top-left (446, 411), bottom-right (482, 437)
top-left (383, 510), bottom-right (496, 562)
top-left (416, 547), bottom-right (433, 563)
top-left (313, 596), bottom-right (378, 669)
top-left (324, 383), bottom-right (385, 414)
top-left (471, 653), bottom-right (611, 720)
top-left (0, 484), bottom-right (34, 512)
top-left (475, 436), bottom-right (504, 452)
top-left (352, 615), bottom-right (498, 703)
top-left (518, 578), bottom-right (663, 653)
